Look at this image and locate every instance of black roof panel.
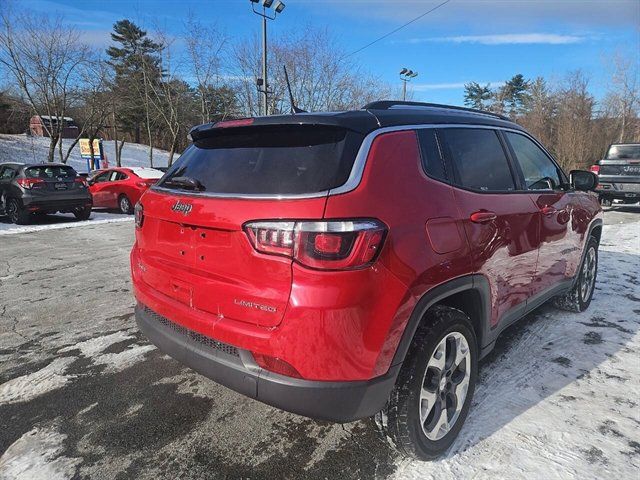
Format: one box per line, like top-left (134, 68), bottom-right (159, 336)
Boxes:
top-left (189, 102), bottom-right (525, 140)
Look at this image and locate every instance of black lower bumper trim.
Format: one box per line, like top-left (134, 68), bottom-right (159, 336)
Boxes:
top-left (135, 303), bottom-right (399, 422)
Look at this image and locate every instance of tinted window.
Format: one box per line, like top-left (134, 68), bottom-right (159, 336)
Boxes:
top-left (92, 171), bottom-right (111, 183)
top-left (506, 132), bottom-right (562, 190)
top-left (0, 167), bottom-right (16, 180)
top-left (114, 172), bottom-right (128, 181)
top-left (441, 129), bottom-right (515, 191)
top-left (417, 129), bottom-right (447, 181)
top-left (25, 165), bottom-right (77, 179)
top-left (606, 144), bottom-right (640, 160)
top-left (160, 125), bottom-right (363, 195)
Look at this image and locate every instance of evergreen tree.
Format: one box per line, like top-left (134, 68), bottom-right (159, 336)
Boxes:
top-left (463, 82), bottom-right (492, 110)
top-left (502, 74), bottom-right (531, 117)
top-left (106, 20), bottom-right (161, 144)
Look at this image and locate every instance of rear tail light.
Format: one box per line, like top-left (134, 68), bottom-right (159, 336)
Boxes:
top-left (252, 353), bottom-right (302, 378)
top-left (590, 165), bottom-right (600, 175)
top-left (16, 178), bottom-right (45, 189)
top-left (134, 202), bottom-right (144, 228)
top-left (244, 219), bottom-right (387, 270)
top-left (74, 177), bottom-right (88, 187)
top-left (136, 180), bottom-right (156, 188)
top-left (215, 118), bottom-right (254, 128)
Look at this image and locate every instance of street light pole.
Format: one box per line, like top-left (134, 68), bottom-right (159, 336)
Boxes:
top-left (250, 0), bottom-right (286, 116)
top-left (262, 11), bottom-right (268, 115)
top-left (399, 68), bottom-right (418, 101)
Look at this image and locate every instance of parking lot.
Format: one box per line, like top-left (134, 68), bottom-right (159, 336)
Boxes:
top-left (0, 207), bottom-right (639, 479)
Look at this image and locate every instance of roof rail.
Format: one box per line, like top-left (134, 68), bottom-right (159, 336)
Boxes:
top-left (362, 100), bottom-right (510, 121)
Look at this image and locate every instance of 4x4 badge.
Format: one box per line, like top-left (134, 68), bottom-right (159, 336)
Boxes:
top-left (171, 200), bottom-right (193, 215)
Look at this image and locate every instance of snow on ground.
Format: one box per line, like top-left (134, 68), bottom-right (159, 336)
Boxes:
top-left (0, 427), bottom-right (81, 480)
top-left (0, 211), bottom-right (133, 236)
top-left (394, 220), bottom-right (640, 479)
top-left (0, 133), bottom-right (172, 172)
top-left (0, 358), bottom-right (76, 405)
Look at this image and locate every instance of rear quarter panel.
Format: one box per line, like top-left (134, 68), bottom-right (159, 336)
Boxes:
top-left (323, 130), bottom-right (473, 374)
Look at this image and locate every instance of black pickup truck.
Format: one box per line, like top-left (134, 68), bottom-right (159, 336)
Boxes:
top-left (592, 143), bottom-right (640, 206)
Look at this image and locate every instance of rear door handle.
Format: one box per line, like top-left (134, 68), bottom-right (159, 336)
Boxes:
top-left (541, 206), bottom-right (557, 216)
top-left (470, 211), bottom-right (497, 223)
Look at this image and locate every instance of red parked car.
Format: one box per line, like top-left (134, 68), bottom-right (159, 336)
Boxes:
top-left (131, 102), bottom-right (602, 459)
top-left (89, 167), bottom-right (164, 214)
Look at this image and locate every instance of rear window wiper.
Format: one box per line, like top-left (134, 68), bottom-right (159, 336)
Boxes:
top-left (163, 176), bottom-right (204, 191)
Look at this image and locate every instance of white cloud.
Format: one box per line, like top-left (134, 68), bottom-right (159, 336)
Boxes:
top-left (409, 33), bottom-right (589, 45)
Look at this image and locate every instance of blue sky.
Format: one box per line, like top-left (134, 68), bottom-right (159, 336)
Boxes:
top-left (12, 0), bottom-right (640, 105)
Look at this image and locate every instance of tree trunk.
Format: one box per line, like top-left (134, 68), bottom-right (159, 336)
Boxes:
top-left (47, 135), bottom-right (57, 162)
top-left (117, 140), bottom-right (125, 166)
top-left (89, 137), bottom-right (96, 170)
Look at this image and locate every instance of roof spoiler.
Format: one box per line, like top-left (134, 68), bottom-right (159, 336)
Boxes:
top-left (363, 100), bottom-right (510, 121)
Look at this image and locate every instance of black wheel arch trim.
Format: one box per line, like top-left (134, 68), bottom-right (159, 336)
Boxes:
top-left (390, 274), bottom-right (492, 367)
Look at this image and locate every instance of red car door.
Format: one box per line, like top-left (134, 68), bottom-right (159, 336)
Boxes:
top-left (440, 127), bottom-right (540, 329)
top-left (89, 170), bottom-right (113, 207)
top-left (503, 131), bottom-right (584, 295)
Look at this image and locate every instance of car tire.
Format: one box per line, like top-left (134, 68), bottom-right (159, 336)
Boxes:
top-left (376, 305), bottom-right (478, 460)
top-left (118, 195), bottom-right (133, 214)
top-left (7, 198), bottom-right (31, 225)
top-left (73, 206), bottom-right (92, 221)
top-left (553, 236), bottom-right (599, 313)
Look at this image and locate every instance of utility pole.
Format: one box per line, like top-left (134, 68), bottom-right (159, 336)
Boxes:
top-left (261, 12), bottom-right (268, 115)
top-left (250, 0), bottom-right (286, 116)
top-left (399, 68), bottom-right (418, 101)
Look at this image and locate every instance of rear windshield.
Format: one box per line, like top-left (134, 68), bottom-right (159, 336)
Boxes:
top-left (158, 125), bottom-right (363, 195)
top-left (606, 145), bottom-right (640, 160)
top-left (24, 165), bottom-right (77, 179)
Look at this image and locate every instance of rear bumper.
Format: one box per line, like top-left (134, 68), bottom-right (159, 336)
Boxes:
top-left (135, 303), bottom-right (399, 422)
top-left (596, 176), bottom-right (640, 199)
top-left (22, 195), bottom-right (92, 211)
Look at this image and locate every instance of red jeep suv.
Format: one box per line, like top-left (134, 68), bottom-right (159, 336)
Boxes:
top-left (131, 101), bottom-right (602, 459)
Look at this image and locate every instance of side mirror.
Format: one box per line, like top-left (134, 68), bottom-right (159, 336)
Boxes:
top-left (570, 170), bottom-right (598, 191)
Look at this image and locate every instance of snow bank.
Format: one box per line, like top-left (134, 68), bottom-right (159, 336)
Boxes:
top-left (0, 133), bottom-right (172, 172)
top-left (0, 212), bottom-right (133, 236)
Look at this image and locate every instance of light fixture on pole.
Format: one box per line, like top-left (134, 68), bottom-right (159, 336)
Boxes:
top-left (399, 68), bottom-right (418, 101)
top-left (250, 0), bottom-right (286, 116)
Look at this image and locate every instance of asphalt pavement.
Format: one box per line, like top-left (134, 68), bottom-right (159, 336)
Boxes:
top-left (0, 206), bottom-right (638, 479)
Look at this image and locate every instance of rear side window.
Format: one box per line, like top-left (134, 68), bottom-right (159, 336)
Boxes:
top-left (441, 128), bottom-right (515, 191)
top-left (25, 165), bottom-right (77, 179)
top-left (160, 125), bottom-right (363, 195)
top-left (505, 132), bottom-right (563, 190)
top-left (0, 166), bottom-right (16, 180)
top-left (606, 144), bottom-right (640, 160)
top-left (417, 129), bottom-right (447, 181)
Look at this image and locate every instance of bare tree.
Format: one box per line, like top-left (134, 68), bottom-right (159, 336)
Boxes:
top-left (0, 9), bottom-right (89, 162)
top-left (519, 77), bottom-right (558, 152)
top-left (554, 71), bottom-right (596, 171)
top-left (184, 16), bottom-right (228, 124)
top-left (602, 54), bottom-right (639, 143)
top-left (232, 27), bottom-right (393, 116)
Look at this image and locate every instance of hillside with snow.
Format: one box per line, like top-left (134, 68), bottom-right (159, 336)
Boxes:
top-left (0, 134), bottom-right (173, 172)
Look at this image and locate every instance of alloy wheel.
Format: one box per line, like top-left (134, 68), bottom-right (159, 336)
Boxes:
top-left (419, 331), bottom-right (471, 441)
top-left (7, 200), bottom-right (18, 223)
top-left (120, 196), bottom-right (131, 214)
top-left (580, 247), bottom-right (596, 302)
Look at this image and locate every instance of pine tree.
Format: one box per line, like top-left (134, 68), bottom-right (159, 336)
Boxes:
top-left (463, 82), bottom-right (492, 110)
top-left (106, 20), bottom-right (161, 145)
